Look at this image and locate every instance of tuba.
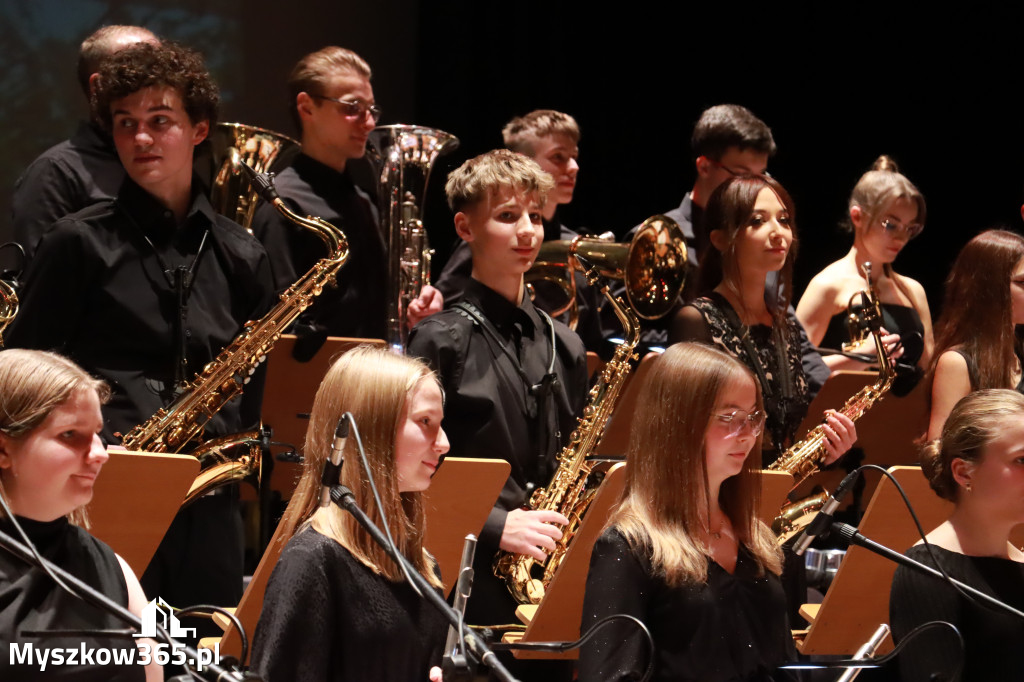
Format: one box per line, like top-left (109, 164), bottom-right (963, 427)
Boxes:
top-left (492, 223), bottom-right (688, 604)
top-left (366, 125), bottom-right (459, 351)
top-left (208, 123), bottom-right (300, 232)
top-left (526, 215), bottom-right (687, 328)
top-left (120, 164), bottom-right (348, 468)
top-left (771, 263), bottom-right (894, 543)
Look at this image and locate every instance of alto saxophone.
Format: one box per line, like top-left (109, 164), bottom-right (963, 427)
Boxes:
top-left (120, 165), bottom-right (349, 456)
top-left (492, 283), bottom-right (641, 605)
top-left (771, 263), bottom-right (894, 542)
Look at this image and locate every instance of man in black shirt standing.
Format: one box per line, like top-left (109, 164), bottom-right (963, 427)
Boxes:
top-left (251, 46), bottom-right (441, 342)
top-left (7, 42), bottom-right (274, 618)
top-left (12, 24), bottom-right (159, 258)
top-left (408, 150), bottom-right (587, 638)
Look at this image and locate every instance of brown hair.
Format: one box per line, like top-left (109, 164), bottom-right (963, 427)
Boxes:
top-left (611, 342), bottom-right (782, 585)
top-left (444, 148), bottom-right (555, 213)
top-left (92, 41), bottom-right (219, 130)
top-left (691, 104), bottom-right (776, 160)
top-left (696, 174), bottom-right (799, 317)
top-left (287, 46), bottom-right (372, 133)
top-left (921, 389), bottom-right (1024, 501)
top-left (0, 350), bottom-right (110, 527)
top-left (927, 230), bottom-right (1024, 396)
top-left (76, 25), bottom-right (158, 97)
top-left (274, 345), bottom-right (442, 587)
top-left (502, 110), bottom-right (580, 155)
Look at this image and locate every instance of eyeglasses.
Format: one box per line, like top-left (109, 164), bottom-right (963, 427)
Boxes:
top-left (712, 409), bottom-right (766, 438)
top-left (704, 156), bottom-right (771, 178)
top-left (880, 219), bottom-right (924, 240)
top-left (310, 95), bottom-right (382, 123)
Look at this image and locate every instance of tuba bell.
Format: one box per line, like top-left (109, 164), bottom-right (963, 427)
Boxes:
top-left (208, 122), bottom-right (301, 232)
top-left (526, 215), bottom-right (688, 326)
top-left (366, 125), bottom-right (460, 352)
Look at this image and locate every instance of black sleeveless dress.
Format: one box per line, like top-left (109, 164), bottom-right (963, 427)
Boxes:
top-left (0, 516), bottom-right (144, 681)
top-left (820, 302), bottom-right (925, 394)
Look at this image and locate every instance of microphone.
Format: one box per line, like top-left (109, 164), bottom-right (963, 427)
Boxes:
top-left (793, 468), bottom-right (860, 556)
top-left (319, 414), bottom-right (350, 507)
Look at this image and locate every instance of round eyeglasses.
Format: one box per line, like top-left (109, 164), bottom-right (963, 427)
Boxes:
top-left (880, 219), bottom-right (923, 240)
top-left (712, 409), bottom-right (766, 439)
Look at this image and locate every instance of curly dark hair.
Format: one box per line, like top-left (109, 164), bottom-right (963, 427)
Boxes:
top-left (91, 41), bottom-right (219, 130)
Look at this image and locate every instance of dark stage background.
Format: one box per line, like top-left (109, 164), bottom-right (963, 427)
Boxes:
top-left (1, 1), bottom-right (1021, 318)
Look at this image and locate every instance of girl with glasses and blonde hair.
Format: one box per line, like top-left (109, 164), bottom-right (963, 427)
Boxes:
top-left (579, 342), bottom-right (799, 682)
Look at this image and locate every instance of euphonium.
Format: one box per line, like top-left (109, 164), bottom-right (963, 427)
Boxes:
top-left (0, 278), bottom-right (18, 348)
top-left (120, 164), bottom-right (349, 460)
top-left (526, 215), bottom-right (687, 329)
top-left (366, 125), bottom-right (459, 352)
top-left (771, 263), bottom-right (894, 543)
top-left (209, 123), bottom-right (300, 232)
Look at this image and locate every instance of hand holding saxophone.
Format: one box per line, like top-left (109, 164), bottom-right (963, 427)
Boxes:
top-left (820, 409), bottom-right (858, 466)
top-left (500, 509), bottom-right (569, 563)
top-left (843, 326), bottom-right (905, 363)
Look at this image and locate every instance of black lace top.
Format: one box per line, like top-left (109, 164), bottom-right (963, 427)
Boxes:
top-left (678, 293), bottom-right (811, 462)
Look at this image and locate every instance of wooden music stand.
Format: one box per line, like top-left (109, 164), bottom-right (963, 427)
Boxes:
top-left (759, 469), bottom-right (796, 525)
top-left (597, 352), bottom-right (662, 456)
top-left (260, 334), bottom-right (386, 500)
top-left (88, 449), bottom-right (200, 578)
top-left (503, 462), bottom-right (626, 660)
top-left (209, 457), bottom-right (509, 663)
top-left (795, 465), bottom-right (953, 655)
top-left (586, 351), bottom-right (604, 380)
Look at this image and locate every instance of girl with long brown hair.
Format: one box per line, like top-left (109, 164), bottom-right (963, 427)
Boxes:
top-left (925, 229), bottom-right (1024, 438)
top-left (579, 343), bottom-right (796, 682)
top-left (252, 345), bottom-right (450, 682)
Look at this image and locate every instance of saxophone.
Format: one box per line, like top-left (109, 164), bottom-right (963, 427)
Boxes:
top-left (119, 165), bottom-right (349, 455)
top-left (771, 263), bottom-right (894, 542)
top-left (492, 283), bottom-right (641, 605)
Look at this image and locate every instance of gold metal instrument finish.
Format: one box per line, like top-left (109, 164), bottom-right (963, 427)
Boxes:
top-left (0, 279), bottom-right (18, 348)
top-left (366, 125), bottom-right (459, 352)
top-left (120, 172), bottom-right (349, 457)
top-left (209, 123), bottom-right (300, 232)
top-left (527, 215), bottom-right (687, 328)
top-left (771, 262), bottom-right (895, 543)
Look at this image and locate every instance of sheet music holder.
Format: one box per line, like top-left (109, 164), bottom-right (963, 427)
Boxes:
top-left (209, 457), bottom-right (509, 663)
top-left (88, 449), bottom-right (199, 577)
top-left (795, 465), bottom-right (952, 655)
top-left (260, 334), bottom-right (386, 499)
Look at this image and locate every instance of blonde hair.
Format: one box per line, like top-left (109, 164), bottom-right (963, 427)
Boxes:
top-left (287, 46), bottom-right (372, 132)
top-left (444, 148), bottom-right (555, 212)
top-left (611, 342), bottom-right (782, 586)
top-left (275, 345), bottom-right (442, 587)
top-left (0, 350), bottom-right (110, 527)
top-left (502, 110), bottom-right (580, 155)
top-left (921, 389), bottom-right (1024, 502)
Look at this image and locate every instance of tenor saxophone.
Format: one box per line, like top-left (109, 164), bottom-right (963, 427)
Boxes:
top-left (770, 263), bottom-right (894, 542)
top-left (120, 165), bottom-right (348, 455)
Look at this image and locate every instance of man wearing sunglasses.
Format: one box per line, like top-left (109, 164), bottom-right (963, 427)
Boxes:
top-left (252, 46), bottom-right (441, 346)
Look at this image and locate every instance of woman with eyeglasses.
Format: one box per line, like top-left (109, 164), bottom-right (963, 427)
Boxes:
top-left (579, 342), bottom-right (800, 682)
top-left (925, 229), bottom-right (1024, 439)
top-left (796, 156), bottom-right (931, 391)
top-left (671, 174), bottom-right (857, 466)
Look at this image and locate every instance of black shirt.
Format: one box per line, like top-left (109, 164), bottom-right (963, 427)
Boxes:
top-left (0, 516), bottom-right (144, 682)
top-left (251, 527), bottom-right (447, 682)
top-left (580, 528), bottom-right (797, 682)
top-left (12, 121), bottom-right (125, 258)
top-left (889, 544), bottom-right (1024, 682)
top-left (407, 278), bottom-right (587, 624)
top-left (5, 178), bottom-right (274, 443)
top-left (251, 152), bottom-right (387, 339)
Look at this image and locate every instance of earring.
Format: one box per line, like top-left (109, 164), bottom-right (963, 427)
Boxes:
top-left (966, 483), bottom-right (973, 493)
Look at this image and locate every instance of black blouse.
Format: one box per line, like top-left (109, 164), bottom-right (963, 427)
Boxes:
top-left (889, 544), bottom-right (1024, 682)
top-left (579, 528), bottom-right (797, 682)
top-left (0, 516), bottom-right (143, 681)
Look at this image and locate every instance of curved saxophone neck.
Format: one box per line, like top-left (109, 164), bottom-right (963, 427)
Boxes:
top-left (270, 197), bottom-right (348, 257)
top-left (600, 284), bottom-right (641, 351)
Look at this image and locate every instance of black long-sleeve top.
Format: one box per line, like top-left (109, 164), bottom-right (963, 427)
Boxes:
top-left (407, 278), bottom-right (588, 625)
top-left (5, 178), bottom-right (274, 443)
top-left (250, 152), bottom-right (387, 340)
top-left (579, 528), bottom-right (798, 682)
top-left (251, 527), bottom-right (447, 682)
top-left (889, 543), bottom-right (1024, 682)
